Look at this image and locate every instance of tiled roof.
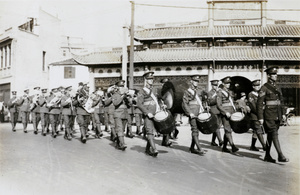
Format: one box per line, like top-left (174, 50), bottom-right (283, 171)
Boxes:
top-left (50, 58), bottom-right (79, 66)
top-left (73, 51), bottom-right (122, 65)
top-left (69, 47), bottom-right (300, 65)
top-left (135, 25), bottom-right (300, 40)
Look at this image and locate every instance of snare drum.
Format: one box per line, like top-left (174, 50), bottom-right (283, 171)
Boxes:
top-left (196, 112), bottom-right (218, 134)
top-left (229, 112), bottom-right (250, 134)
top-left (153, 110), bottom-right (175, 134)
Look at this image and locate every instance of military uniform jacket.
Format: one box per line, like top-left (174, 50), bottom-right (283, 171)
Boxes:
top-left (92, 97), bottom-right (105, 114)
top-left (248, 91), bottom-right (259, 120)
top-left (104, 93), bottom-right (115, 114)
top-left (7, 97), bottom-right (18, 112)
top-left (18, 95), bottom-right (32, 112)
top-left (31, 95), bottom-right (40, 113)
top-left (61, 94), bottom-right (76, 115)
top-left (136, 87), bottom-right (160, 116)
top-left (47, 95), bottom-right (61, 114)
top-left (257, 80), bottom-right (284, 121)
top-left (182, 86), bottom-right (205, 116)
top-left (38, 95), bottom-right (50, 113)
top-left (112, 91), bottom-right (128, 119)
top-left (216, 89), bottom-right (235, 115)
top-left (207, 88), bottom-right (220, 115)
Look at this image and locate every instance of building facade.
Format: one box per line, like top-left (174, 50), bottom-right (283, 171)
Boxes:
top-left (0, 8), bottom-right (62, 103)
top-left (52, 0), bottom-right (300, 114)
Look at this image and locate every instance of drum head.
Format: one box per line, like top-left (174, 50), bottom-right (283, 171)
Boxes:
top-left (154, 111), bottom-right (168, 121)
top-left (230, 112), bottom-right (244, 121)
top-left (198, 112), bottom-right (211, 121)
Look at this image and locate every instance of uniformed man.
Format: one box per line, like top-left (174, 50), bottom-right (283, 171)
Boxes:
top-left (111, 80), bottom-right (129, 150)
top-left (182, 74), bottom-right (206, 155)
top-left (257, 67), bottom-right (289, 163)
top-left (125, 89), bottom-right (135, 138)
top-left (217, 76), bottom-right (239, 153)
top-left (57, 86), bottom-right (65, 132)
top-left (39, 88), bottom-right (50, 136)
top-left (103, 84), bottom-right (117, 141)
top-left (31, 86), bottom-right (41, 134)
top-left (133, 90), bottom-right (143, 136)
top-left (60, 86), bottom-right (76, 141)
top-left (18, 88), bottom-right (31, 133)
top-left (47, 88), bottom-right (62, 138)
top-left (248, 79), bottom-right (266, 151)
top-left (207, 80), bottom-right (223, 147)
top-left (91, 88), bottom-right (105, 138)
top-left (137, 71), bottom-right (163, 157)
top-left (75, 83), bottom-right (91, 143)
top-left (7, 91), bottom-right (19, 131)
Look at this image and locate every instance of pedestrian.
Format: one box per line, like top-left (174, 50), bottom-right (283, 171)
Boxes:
top-left (182, 74), bottom-right (206, 155)
top-left (207, 79), bottom-right (223, 147)
top-left (18, 87), bottom-right (31, 133)
top-left (103, 84), bottom-right (117, 141)
top-left (31, 86), bottom-right (41, 134)
top-left (47, 88), bottom-right (62, 138)
top-left (39, 88), bottom-right (50, 136)
top-left (136, 71), bottom-right (163, 157)
top-left (257, 67), bottom-right (289, 163)
top-left (75, 83), bottom-right (90, 143)
top-left (91, 88), bottom-right (105, 138)
top-left (216, 76), bottom-right (239, 153)
top-left (7, 91), bottom-right (19, 131)
top-left (247, 79), bottom-right (266, 151)
top-left (61, 86), bottom-right (76, 141)
top-left (112, 80), bottom-right (129, 150)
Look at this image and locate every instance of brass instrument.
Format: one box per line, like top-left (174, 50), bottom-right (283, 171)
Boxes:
top-left (30, 94), bottom-right (40, 111)
top-left (47, 92), bottom-right (62, 108)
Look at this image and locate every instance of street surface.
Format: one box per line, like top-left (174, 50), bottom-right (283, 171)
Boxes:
top-left (0, 118), bottom-right (299, 195)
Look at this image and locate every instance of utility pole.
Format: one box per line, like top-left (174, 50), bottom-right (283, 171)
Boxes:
top-left (129, 1), bottom-right (135, 89)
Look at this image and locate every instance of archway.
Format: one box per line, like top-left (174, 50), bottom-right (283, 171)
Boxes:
top-left (223, 76), bottom-right (252, 100)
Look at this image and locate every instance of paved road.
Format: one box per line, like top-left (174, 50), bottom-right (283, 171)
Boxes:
top-left (0, 121), bottom-right (299, 195)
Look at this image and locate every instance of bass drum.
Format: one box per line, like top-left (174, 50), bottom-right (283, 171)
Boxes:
top-left (161, 80), bottom-right (189, 114)
top-left (196, 112), bottom-right (218, 134)
top-left (229, 112), bottom-right (250, 134)
top-left (153, 110), bottom-right (175, 134)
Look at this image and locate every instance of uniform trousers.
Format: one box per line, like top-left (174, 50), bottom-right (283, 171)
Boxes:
top-left (10, 111), bottom-right (18, 128)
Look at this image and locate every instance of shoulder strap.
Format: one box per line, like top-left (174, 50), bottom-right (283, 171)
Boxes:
top-left (264, 83), bottom-right (280, 95)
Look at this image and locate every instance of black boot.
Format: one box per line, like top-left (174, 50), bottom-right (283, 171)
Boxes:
top-left (272, 133), bottom-right (289, 162)
top-left (117, 136), bottom-right (127, 151)
top-left (227, 133), bottom-right (239, 153)
top-left (162, 134), bottom-right (172, 147)
top-left (110, 128), bottom-right (117, 141)
top-left (257, 133), bottom-right (266, 151)
top-left (264, 134), bottom-right (276, 163)
top-left (126, 127), bottom-right (134, 138)
top-left (192, 134), bottom-right (205, 155)
top-left (136, 126), bottom-right (142, 135)
top-left (80, 127), bottom-right (86, 143)
top-left (249, 138), bottom-right (259, 151)
top-left (222, 134), bottom-right (230, 153)
top-left (147, 135), bottom-right (158, 157)
top-left (211, 132), bottom-right (218, 146)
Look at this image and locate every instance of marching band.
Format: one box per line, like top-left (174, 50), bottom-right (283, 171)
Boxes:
top-left (6, 67), bottom-right (288, 162)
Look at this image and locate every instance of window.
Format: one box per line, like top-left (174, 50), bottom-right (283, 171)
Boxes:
top-left (186, 67), bottom-right (192, 71)
top-left (155, 68), bottom-right (161, 71)
top-left (166, 67), bottom-right (171, 71)
top-left (98, 69), bottom-right (103, 73)
top-left (176, 67), bottom-right (181, 71)
top-left (116, 69), bottom-right (121, 73)
top-left (107, 69), bottom-right (112, 73)
top-left (64, 67), bottom-right (75, 79)
top-left (42, 51), bottom-right (46, 71)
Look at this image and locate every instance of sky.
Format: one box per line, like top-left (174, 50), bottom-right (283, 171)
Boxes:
top-left (0, 0), bottom-right (299, 48)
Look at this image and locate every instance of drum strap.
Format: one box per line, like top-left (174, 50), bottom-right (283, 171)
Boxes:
top-left (251, 91), bottom-right (258, 97)
top-left (144, 86), bottom-right (160, 113)
top-left (221, 89), bottom-right (236, 112)
top-left (188, 88), bottom-right (204, 113)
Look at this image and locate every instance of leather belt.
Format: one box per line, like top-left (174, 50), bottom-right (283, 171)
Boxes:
top-left (266, 100), bottom-right (281, 106)
top-left (222, 103), bottom-right (232, 107)
top-left (143, 101), bottom-right (155, 106)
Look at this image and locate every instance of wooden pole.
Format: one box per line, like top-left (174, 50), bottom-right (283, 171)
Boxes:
top-left (129, 1), bottom-right (135, 89)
